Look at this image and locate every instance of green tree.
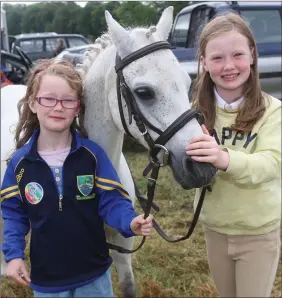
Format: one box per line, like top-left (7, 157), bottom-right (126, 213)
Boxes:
top-left (37, 2), bottom-right (62, 32)
top-left (77, 2), bottom-right (101, 39)
top-left (90, 1), bottom-right (121, 40)
top-left (3, 1), bottom-right (194, 41)
top-left (2, 3), bottom-right (26, 35)
top-left (21, 4), bottom-right (48, 33)
top-left (150, 1), bottom-right (192, 18)
top-left (52, 2), bottom-right (81, 33)
top-left (115, 2), bottom-right (158, 27)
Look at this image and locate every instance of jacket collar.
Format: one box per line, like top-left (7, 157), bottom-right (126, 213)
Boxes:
top-left (25, 128), bottom-right (83, 160)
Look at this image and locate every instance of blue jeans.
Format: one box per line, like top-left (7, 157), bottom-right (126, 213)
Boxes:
top-left (33, 269), bottom-right (114, 298)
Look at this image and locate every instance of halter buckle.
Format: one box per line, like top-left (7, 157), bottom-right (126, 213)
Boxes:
top-left (149, 144), bottom-right (170, 167)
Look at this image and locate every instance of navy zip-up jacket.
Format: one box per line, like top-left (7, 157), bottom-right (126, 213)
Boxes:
top-left (0, 129), bottom-right (138, 292)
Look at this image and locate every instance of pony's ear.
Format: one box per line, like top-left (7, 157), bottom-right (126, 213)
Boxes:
top-left (156, 6), bottom-right (174, 40)
top-left (105, 10), bottom-right (132, 58)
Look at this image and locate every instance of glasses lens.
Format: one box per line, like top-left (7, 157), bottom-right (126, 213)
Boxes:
top-left (62, 100), bottom-right (78, 109)
top-left (40, 97), bottom-right (57, 107)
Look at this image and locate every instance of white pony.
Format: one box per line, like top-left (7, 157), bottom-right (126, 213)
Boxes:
top-left (1, 7), bottom-right (216, 298)
top-left (1, 84), bottom-right (27, 277)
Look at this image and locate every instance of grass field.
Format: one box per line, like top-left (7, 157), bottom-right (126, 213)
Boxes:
top-left (1, 151), bottom-right (281, 297)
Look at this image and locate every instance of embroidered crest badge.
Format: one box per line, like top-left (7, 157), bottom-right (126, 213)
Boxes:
top-left (77, 175), bottom-right (94, 197)
top-left (25, 182), bottom-right (44, 205)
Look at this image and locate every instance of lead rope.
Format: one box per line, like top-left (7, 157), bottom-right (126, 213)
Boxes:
top-left (106, 162), bottom-right (161, 254)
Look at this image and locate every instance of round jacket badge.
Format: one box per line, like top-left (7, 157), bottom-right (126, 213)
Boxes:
top-left (25, 182), bottom-right (44, 204)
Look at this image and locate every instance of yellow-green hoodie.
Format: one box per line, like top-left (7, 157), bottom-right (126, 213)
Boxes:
top-left (194, 94), bottom-right (281, 235)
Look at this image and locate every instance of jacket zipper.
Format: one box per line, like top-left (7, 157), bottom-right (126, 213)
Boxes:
top-left (36, 158), bottom-right (66, 211)
top-left (59, 165), bottom-right (65, 211)
top-left (59, 195), bottom-right (63, 211)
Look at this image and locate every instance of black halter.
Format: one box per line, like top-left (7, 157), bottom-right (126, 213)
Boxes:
top-left (115, 41), bottom-right (203, 146)
top-left (107, 41), bottom-right (209, 254)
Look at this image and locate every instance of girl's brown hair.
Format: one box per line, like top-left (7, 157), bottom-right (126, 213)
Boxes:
top-left (15, 59), bottom-right (88, 150)
top-left (192, 12), bottom-right (267, 132)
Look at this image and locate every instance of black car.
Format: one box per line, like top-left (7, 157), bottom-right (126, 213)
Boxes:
top-left (1, 46), bottom-right (32, 85)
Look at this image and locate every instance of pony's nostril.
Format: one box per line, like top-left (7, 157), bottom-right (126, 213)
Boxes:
top-left (181, 155), bottom-right (217, 189)
top-left (182, 155), bottom-right (195, 174)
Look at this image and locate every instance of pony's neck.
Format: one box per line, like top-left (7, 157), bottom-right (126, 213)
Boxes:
top-left (83, 45), bottom-right (124, 170)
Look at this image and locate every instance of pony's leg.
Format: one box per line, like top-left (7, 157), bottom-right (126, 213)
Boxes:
top-left (106, 226), bottom-right (136, 298)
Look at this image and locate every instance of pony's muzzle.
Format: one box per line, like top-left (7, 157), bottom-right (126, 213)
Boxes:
top-left (181, 155), bottom-right (217, 190)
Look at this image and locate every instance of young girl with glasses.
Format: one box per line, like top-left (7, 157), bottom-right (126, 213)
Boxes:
top-left (1, 59), bottom-right (153, 298)
top-left (186, 12), bottom-right (281, 297)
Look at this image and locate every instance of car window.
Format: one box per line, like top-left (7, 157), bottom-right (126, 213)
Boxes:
top-left (19, 39), bottom-right (43, 53)
top-left (171, 13), bottom-right (191, 47)
top-left (1, 31), bottom-right (7, 51)
top-left (241, 10), bottom-right (281, 44)
top-left (1, 60), bottom-right (12, 73)
top-left (46, 38), bottom-right (67, 53)
top-left (1, 31), bottom-right (4, 50)
top-left (67, 37), bottom-right (88, 48)
top-left (188, 8), bottom-right (211, 48)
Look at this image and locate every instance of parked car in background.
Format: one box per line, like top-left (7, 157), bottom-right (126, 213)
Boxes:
top-left (9, 32), bottom-right (90, 62)
top-left (1, 8), bottom-right (9, 52)
top-left (55, 44), bottom-right (96, 66)
top-left (170, 1), bottom-right (282, 100)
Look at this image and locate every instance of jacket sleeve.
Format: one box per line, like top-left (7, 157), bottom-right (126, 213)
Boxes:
top-left (221, 106), bottom-right (281, 185)
top-left (1, 160), bottom-right (30, 262)
top-left (94, 147), bottom-right (138, 238)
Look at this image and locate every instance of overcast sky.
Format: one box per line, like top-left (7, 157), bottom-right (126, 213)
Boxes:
top-left (2, 1), bottom-right (88, 7)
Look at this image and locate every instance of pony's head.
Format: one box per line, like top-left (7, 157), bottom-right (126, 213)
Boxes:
top-left (83, 7), bottom-right (216, 190)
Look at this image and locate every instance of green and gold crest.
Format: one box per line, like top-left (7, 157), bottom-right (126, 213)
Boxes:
top-left (77, 175), bottom-right (94, 196)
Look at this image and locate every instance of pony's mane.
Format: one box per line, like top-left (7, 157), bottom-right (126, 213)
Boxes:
top-left (77, 25), bottom-right (157, 76)
top-left (76, 33), bottom-right (113, 75)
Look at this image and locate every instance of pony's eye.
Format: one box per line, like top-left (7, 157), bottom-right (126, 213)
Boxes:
top-left (134, 87), bottom-right (155, 100)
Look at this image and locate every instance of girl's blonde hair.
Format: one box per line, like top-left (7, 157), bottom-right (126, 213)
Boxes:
top-left (192, 12), bottom-right (267, 132)
top-left (15, 59), bottom-right (88, 150)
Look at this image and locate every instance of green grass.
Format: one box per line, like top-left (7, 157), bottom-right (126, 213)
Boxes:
top-left (1, 151), bottom-right (281, 297)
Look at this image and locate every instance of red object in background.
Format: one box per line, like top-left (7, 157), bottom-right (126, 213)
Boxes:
top-left (0, 72), bottom-right (13, 88)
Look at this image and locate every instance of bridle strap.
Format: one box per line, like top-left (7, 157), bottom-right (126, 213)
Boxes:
top-left (115, 40), bottom-right (201, 146)
top-left (107, 40), bottom-right (210, 254)
top-left (115, 41), bottom-right (171, 73)
top-left (116, 74), bottom-right (136, 139)
top-left (142, 109), bottom-right (202, 176)
top-left (151, 186), bottom-right (210, 242)
top-left (115, 41), bottom-right (171, 140)
top-left (107, 163), bottom-right (160, 254)
top-left (117, 70), bottom-right (163, 137)
top-left (155, 109), bottom-right (203, 147)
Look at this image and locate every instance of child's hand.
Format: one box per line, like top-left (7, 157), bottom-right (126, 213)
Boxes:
top-left (185, 124), bottom-right (229, 170)
top-left (6, 258), bottom-right (31, 287)
top-left (130, 214), bottom-right (154, 236)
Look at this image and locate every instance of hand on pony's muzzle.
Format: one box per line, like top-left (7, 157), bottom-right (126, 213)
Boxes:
top-left (180, 155), bottom-right (217, 190)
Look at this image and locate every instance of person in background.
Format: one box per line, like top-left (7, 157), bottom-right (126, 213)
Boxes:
top-left (52, 39), bottom-right (65, 57)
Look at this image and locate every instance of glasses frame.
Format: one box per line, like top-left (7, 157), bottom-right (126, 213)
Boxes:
top-left (35, 97), bottom-right (80, 109)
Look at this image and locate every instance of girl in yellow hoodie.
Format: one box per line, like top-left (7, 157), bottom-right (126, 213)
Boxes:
top-left (186, 12), bottom-right (281, 298)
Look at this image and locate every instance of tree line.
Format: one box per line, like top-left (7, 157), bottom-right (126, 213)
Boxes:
top-left (3, 1), bottom-right (192, 41)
